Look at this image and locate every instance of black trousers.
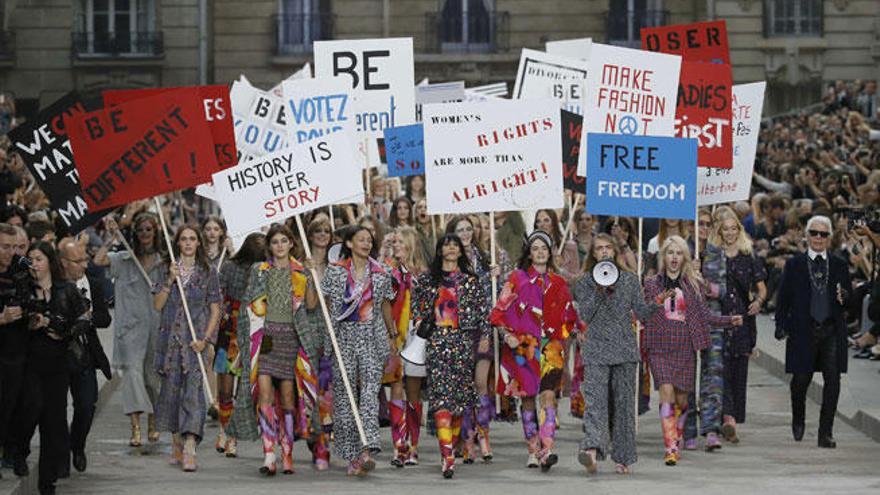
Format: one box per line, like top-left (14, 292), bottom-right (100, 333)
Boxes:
top-left (790, 331), bottom-right (840, 437)
top-left (61, 364), bottom-right (98, 468)
top-left (0, 359), bottom-right (26, 455)
top-left (13, 344), bottom-right (70, 491)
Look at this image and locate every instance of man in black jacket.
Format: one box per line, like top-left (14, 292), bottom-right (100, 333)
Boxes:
top-left (57, 237), bottom-right (112, 475)
top-left (775, 216), bottom-right (850, 448)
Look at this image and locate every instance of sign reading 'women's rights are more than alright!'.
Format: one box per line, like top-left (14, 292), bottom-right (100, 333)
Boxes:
top-left (585, 133), bottom-right (697, 220)
top-left (211, 130), bottom-right (363, 238)
top-left (423, 99), bottom-right (563, 215)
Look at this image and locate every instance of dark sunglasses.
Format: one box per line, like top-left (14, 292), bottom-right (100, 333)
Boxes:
top-left (808, 230), bottom-right (831, 238)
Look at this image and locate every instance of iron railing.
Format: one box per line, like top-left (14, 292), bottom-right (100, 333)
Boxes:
top-left (274, 13), bottom-right (335, 55)
top-left (72, 31), bottom-right (164, 57)
top-left (605, 9), bottom-right (669, 47)
top-left (424, 10), bottom-right (509, 53)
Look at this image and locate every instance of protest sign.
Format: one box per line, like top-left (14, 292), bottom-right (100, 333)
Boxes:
top-left (561, 110), bottom-right (585, 192)
top-left (314, 37), bottom-right (415, 138)
top-left (281, 78), bottom-right (357, 145)
top-left (675, 61), bottom-right (733, 169)
top-left (698, 82), bottom-right (766, 205)
top-left (579, 43), bottom-right (681, 175)
top-left (230, 78), bottom-right (290, 164)
top-left (545, 38), bottom-right (592, 61)
top-left (69, 87), bottom-right (216, 210)
top-left (384, 124), bottom-right (424, 177)
top-left (585, 133), bottom-right (697, 219)
top-left (641, 20), bottom-right (730, 64)
top-left (269, 63), bottom-right (312, 97)
top-left (104, 85), bottom-right (238, 171)
top-left (9, 92), bottom-right (108, 232)
top-left (513, 48), bottom-right (589, 115)
top-left (423, 99), bottom-right (563, 214)
top-left (211, 130), bottom-right (363, 237)
top-left (416, 81), bottom-right (465, 122)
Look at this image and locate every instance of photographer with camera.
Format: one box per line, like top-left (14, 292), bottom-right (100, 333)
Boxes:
top-left (851, 224), bottom-right (880, 360)
top-left (10, 242), bottom-right (91, 495)
top-left (0, 223), bottom-right (32, 469)
top-left (56, 236), bottom-right (111, 477)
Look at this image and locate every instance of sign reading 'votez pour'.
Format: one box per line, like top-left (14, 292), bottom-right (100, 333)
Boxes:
top-left (585, 133), bottom-right (697, 220)
top-left (314, 38), bottom-right (415, 139)
top-left (424, 99), bottom-right (563, 215)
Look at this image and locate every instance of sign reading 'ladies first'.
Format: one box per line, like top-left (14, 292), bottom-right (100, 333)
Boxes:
top-left (423, 99), bottom-right (563, 215)
top-left (314, 38), bottom-right (415, 139)
top-left (585, 133), bottom-right (697, 220)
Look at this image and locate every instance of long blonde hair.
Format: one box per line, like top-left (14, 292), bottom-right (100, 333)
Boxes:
top-left (658, 235), bottom-right (703, 295)
top-left (395, 226), bottom-right (427, 274)
top-left (709, 207), bottom-right (753, 255)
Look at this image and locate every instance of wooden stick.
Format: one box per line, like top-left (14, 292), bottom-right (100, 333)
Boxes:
top-left (558, 194), bottom-right (581, 255)
top-left (117, 232), bottom-right (152, 287)
top-left (294, 213), bottom-right (369, 447)
top-left (489, 211), bottom-right (500, 414)
top-left (694, 204), bottom-right (701, 261)
top-left (216, 246), bottom-right (227, 273)
top-left (637, 218), bottom-right (644, 281)
top-left (154, 197), bottom-right (215, 406)
top-left (635, 216), bottom-right (644, 435)
top-left (328, 206), bottom-right (336, 234)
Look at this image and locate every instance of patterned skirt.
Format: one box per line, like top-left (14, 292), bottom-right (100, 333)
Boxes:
top-left (426, 325), bottom-right (478, 416)
top-left (498, 335), bottom-right (565, 397)
top-left (258, 321), bottom-right (301, 380)
top-left (213, 297), bottom-right (241, 375)
top-left (648, 349), bottom-right (697, 392)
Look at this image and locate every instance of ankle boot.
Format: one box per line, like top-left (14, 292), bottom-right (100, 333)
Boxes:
top-left (258, 404), bottom-right (277, 475)
top-left (660, 403), bottom-right (677, 466)
top-left (435, 410), bottom-right (455, 478)
top-left (169, 433), bottom-right (183, 466)
top-left (538, 406), bottom-right (558, 472)
top-left (388, 399), bottom-right (408, 466)
top-left (147, 414), bottom-right (160, 443)
top-left (182, 435), bottom-right (197, 472)
top-left (405, 401), bottom-right (422, 465)
top-left (217, 400), bottom-right (233, 453)
top-left (129, 420), bottom-right (142, 447)
top-left (476, 394), bottom-right (494, 461)
top-left (280, 409), bottom-right (295, 474)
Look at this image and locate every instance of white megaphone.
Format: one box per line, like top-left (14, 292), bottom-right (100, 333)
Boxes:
top-left (592, 259), bottom-right (620, 287)
top-left (400, 334), bottom-right (427, 366)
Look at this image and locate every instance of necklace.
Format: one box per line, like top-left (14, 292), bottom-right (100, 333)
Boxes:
top-left (807, 255), bottom-right (828, 294)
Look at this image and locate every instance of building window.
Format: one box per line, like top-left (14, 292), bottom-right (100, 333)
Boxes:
top-left (74, 0), bottom-right (161, 56)
top-left (440, 0), bottom-right (493, 52)
top-left (764, 0), bottom-right (822, 37)
top-left (276, 0), bottom-right (332, 54)
top-left (606, 0), bottom-right (667, 47)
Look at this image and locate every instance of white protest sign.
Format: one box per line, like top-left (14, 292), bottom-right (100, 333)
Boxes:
top-left (212, 130), bottom-right (363, 237)
top-left (697, 81), bottom-right (765, 206)
top-left (416, 81), bottom-right (465, 122)
top-left (230, 78), bottom-right (290, 165)
top-left (314, 38), bottom-right (415, 139)
top-left (513, 48), bottom-right (588, 115)
top-left (545, 38), bottom-right (592, 61)
top-left (282, 78), bottom-right (358, 145)
top-left (269, 63), bottom-right (312, 97)
top-left (578, 43), bottom-right (681, 175)
top-left (424, 99), bottom-right (563, 215)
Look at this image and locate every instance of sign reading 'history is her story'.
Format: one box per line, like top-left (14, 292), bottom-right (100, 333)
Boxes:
top-left (585, 133), bottom-right (697, 220)
top-left (579, 43), bottom-right (681, 176)
top-left (423, 99), bottom-right (563, 215)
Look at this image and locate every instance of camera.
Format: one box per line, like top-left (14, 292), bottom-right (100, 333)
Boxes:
top-left (0, 257), bottom-right (36, 316)
top-left (847, 207), bottom-right (880, 233)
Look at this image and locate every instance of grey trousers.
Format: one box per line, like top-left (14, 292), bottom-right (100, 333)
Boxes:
top-left (580, 362), bottom-right (638, 466)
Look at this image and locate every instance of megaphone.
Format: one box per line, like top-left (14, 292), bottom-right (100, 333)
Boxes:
top-left (327, 242), bottom-right (343, 264)
top-left (592, 259), bottom-right (620, 287)
top-left (400, 334), bottom-right (427, 366)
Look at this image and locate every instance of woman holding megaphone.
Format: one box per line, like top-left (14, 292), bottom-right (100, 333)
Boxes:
top-left (410, 234), bottom-right (489, 479)
top-left (574, 233), bottom-right (670, 476)
top-left (490, 231), bottom-right (581, 472)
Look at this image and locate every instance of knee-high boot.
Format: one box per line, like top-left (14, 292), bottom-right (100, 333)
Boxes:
top-left (538, 406), bottom-right (558, 471)
top-left (460, 408), bottom-right (477, 463)
top-left (476, 394), bottom-right (494, 460)
top-left (279, 409), bottom-right (295, 474)
top-left (435, 410), bottom-right (455, 478)
top-left (674, 403), bottom-right (689, 461)
top-left (521, 408), bottom-right (540, 467)
top-left (660, 402), bottom-right (677, 466)
top-left (217, 399), bottom-right (234, 453)
top-left (405, 400), bottom-right (422, 465)
top-left (389, 399), bottom-right (408, 466)
top-left (258, 404), bottom-right (277, 475)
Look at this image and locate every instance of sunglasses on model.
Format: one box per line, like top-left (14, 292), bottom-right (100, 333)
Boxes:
top-left (808, 230), bottom-right (831, 238)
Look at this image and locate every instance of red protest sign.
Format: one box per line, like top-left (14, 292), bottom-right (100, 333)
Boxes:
top-left (69, 87), bottom-right (217, 209)
top-left (103, 85), bottom-right (237, 171)
top-left (641, 20), bottom-right (729, 64)
top-left (674, 61), bottom-right (733, 169)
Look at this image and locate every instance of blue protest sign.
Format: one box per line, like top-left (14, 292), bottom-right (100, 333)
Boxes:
top-left (585, 133), bottom-right (697, 219)
top-left (383, 123), bottom-right (424, 177)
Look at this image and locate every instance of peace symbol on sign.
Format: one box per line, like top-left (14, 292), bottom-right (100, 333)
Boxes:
top-left (619, 115), bottom-right (639, 135)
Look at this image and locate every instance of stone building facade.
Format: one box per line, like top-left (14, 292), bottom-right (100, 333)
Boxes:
top-left (2, 0), bottom-right (879, 117)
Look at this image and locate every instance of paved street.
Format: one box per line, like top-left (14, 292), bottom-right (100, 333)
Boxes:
top-left (30, 364), bottom-right (879, 495)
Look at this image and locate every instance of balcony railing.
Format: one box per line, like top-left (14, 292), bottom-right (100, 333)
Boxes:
top-left (274, 13), bottom-right (335, 55)
top-left (424, 10), bottom-right (509, 54)
top-left (606, 9), bottom-right (669, 47)
top-left (72, 31), bottom-right (164, 58)
top-left (0, 31), bottom-right (14, 60)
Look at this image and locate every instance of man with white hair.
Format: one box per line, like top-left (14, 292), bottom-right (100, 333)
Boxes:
top-left (775, 215), bottom-right (850, 448)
